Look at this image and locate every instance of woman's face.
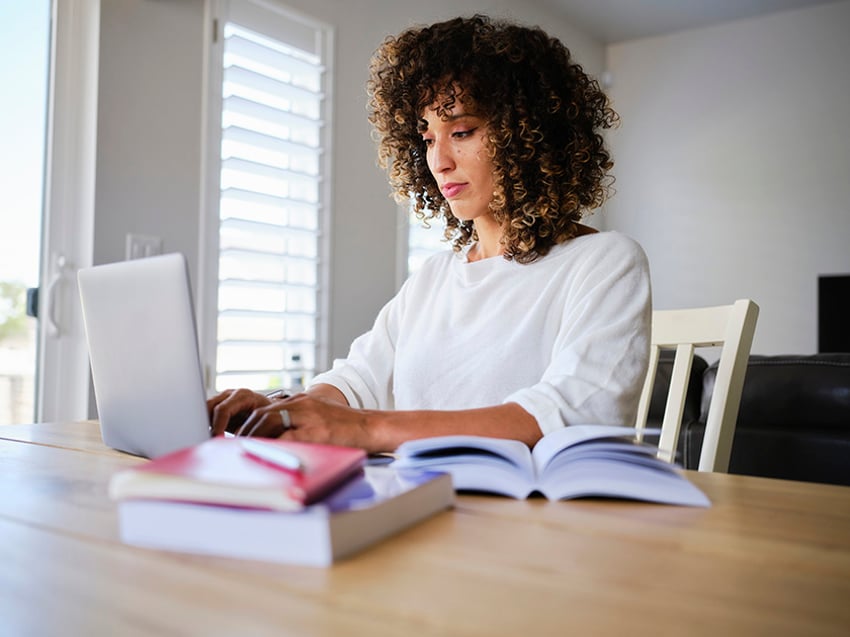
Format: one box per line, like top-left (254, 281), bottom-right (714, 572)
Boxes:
top-left (419, 103), bottom-right (496, 223)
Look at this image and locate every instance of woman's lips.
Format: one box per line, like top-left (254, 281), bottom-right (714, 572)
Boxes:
top-left (441, 182), bottom-right (467, 198)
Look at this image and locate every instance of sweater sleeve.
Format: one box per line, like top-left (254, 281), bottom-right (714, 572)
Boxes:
top-left (503, 237), bottom-right (652, 434)
top-left (308, 284), bottom-right (406, 410)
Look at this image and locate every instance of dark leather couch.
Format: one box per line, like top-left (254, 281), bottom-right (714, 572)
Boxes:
top-left (648, 353), bottom-right (850, 486)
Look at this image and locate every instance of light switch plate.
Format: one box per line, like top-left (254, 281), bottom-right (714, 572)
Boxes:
top-left (125, 233), bottom-right (163, 260)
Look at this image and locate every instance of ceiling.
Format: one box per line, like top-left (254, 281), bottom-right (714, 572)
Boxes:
top-left (540, 0), bottom-right (841, 43)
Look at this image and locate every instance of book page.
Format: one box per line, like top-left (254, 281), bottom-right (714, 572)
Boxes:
top-left (531, 425), bottom-right (640, 473)
top-left (396, 435), bottom-right (534, 475)
top-left (394, 435), bottom-right (537, 496)
top-left (538, 459), bottom-right (710, 507)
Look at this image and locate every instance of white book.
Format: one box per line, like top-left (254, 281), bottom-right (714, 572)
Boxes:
top-left (116, 466), bottom-right (454, 567)
top-left (394, 425), bottom-right (710, 507)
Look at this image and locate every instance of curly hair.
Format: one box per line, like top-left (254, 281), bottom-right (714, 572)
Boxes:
top-left (367, 15), bottom-right (619, 263)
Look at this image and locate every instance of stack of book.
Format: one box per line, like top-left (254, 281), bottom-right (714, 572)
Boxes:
top-left (109, 437), bottom-right (454, 567)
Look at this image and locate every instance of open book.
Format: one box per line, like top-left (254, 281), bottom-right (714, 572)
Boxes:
top-left (394, 425), bottom-right (710, 507)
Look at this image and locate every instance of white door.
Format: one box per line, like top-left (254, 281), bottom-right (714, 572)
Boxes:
top-left (35, 0), bottom-right (100, 423)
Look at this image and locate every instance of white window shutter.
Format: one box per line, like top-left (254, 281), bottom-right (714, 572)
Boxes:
top-left (214, 16), bottom-right (328, 393)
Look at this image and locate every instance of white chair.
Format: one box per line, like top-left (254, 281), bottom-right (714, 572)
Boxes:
top-left (635, 299), bottom-right (759, 473)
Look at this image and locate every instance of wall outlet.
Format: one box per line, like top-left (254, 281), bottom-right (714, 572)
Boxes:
top-left (125, 233), bottom-right (163, 260)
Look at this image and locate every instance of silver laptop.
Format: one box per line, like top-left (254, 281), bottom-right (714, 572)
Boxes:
top-left (78, 252), bottom-right (212, 458)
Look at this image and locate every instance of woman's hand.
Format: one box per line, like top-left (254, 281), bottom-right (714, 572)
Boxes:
top-left (233, 393), bottom-right (381, 452)
top-left (207, 388), bottom-right (274, 436)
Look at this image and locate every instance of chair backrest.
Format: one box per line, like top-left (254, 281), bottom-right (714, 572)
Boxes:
top-left (635, 299), bottom-right (759, 472)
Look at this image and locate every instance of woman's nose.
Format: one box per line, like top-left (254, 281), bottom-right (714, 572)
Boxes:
top-left (429, 139), bottom-right (454, 174)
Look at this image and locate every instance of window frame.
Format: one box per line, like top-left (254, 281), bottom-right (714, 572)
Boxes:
top-left (200, 0), bottom-right (333, 394)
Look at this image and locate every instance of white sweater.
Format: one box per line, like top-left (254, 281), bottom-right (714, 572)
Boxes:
top-left (310, 231), bottom-right (651, 434)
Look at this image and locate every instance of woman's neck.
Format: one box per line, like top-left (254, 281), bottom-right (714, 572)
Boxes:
top-left (467, 220), bottom-right (601, 262)
top-left (468, 216), bottom-right (504, 262)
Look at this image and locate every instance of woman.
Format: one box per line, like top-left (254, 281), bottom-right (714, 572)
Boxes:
top-left (208, 15), bottom-right (651, 452)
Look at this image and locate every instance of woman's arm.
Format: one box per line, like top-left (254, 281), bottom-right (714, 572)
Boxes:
top-left (228, 392), bottom-right (542, 454)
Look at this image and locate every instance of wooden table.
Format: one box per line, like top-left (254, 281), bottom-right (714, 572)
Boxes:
top-left (1, 421), bottom-right (849, 636)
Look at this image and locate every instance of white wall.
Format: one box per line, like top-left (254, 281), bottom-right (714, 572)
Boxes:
top-left (604, 1), bottom-right (850, 356)
top-left (95, 0), bottom-right (205, 282)
top-left (93, 0), bottom-right (605, 365)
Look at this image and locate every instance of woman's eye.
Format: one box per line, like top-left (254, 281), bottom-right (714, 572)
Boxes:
top-left (422, 138), bottom-right (434, 146)
top-left (453, 127), bottom-right (477, 139)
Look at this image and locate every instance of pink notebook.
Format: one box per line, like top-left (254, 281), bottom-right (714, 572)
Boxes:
top-left (109, 437), bottom-right (367, 511)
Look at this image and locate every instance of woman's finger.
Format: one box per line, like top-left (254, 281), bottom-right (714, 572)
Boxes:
top-left (236, 406), bottom-right (291, 438)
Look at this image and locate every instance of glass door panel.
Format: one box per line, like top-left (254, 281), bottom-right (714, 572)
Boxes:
top-left (0, 1), bottom-right (51, 424)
